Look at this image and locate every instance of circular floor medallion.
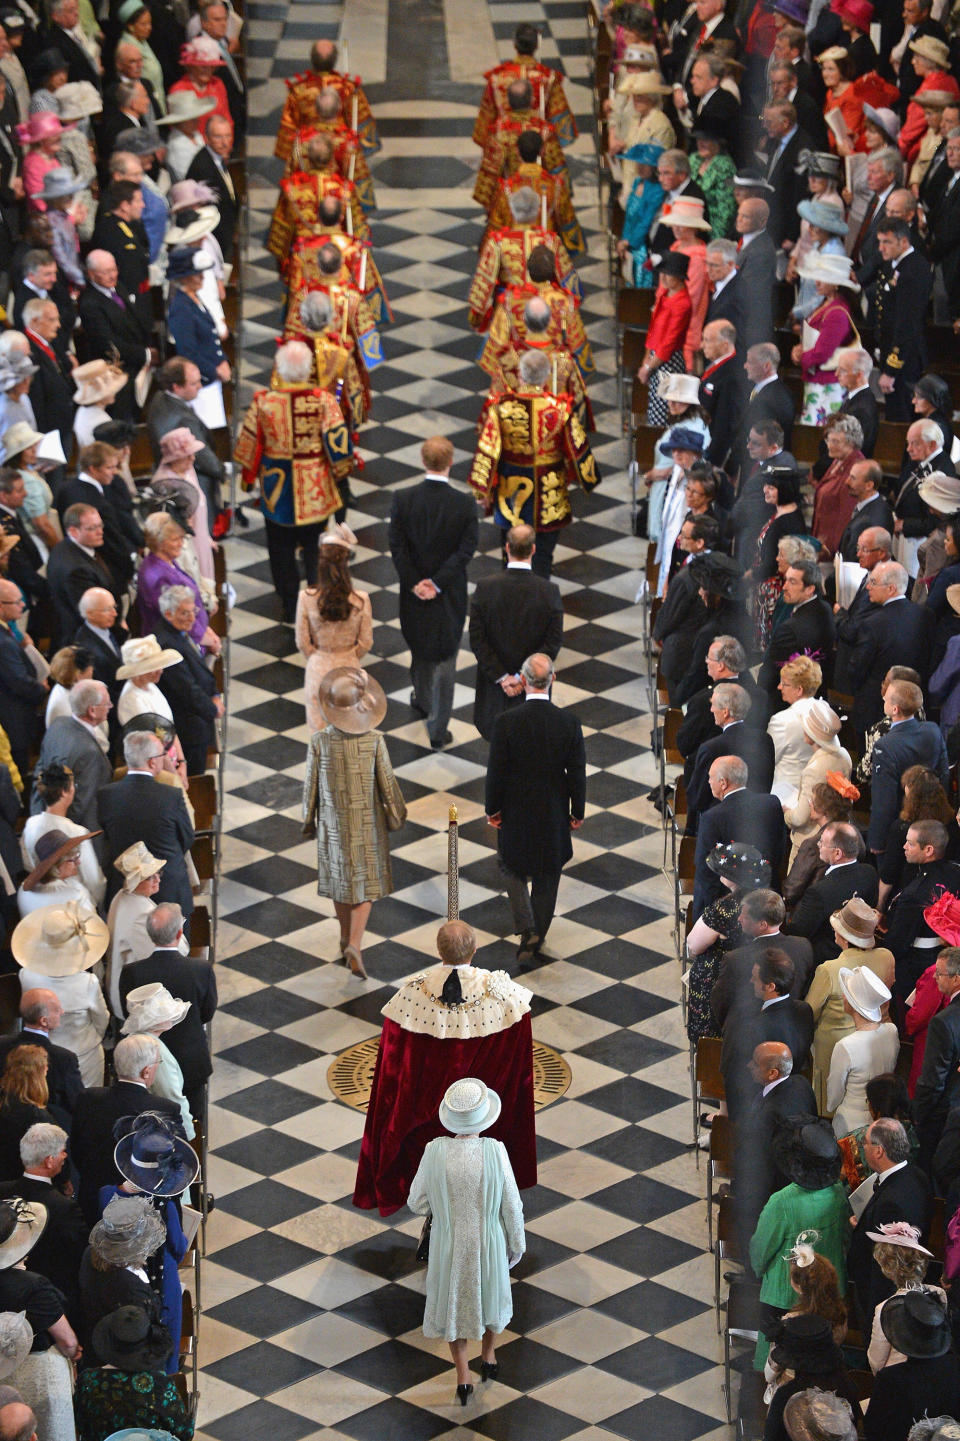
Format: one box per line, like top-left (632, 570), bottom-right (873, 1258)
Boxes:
top-left (328, 1037), bottom-right (572, 1112)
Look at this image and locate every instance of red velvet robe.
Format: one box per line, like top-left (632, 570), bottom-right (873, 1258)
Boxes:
top-left (353, 1014), bottom-right (537, 1215)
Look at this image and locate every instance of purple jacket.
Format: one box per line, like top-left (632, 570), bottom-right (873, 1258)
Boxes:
top-left (136, 553), bottom-right (208, 645)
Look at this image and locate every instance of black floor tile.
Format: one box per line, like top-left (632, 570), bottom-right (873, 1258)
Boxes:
top-left (217, 1178), bottom-right (320, 1227)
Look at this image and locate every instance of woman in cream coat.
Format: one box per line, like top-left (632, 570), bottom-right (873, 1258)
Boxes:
top-left (827, 966), bottom-right (900, 1136)
top-left (12, 902), bottom-right (110, 1087)
top-left (105, 842), bottom-right (178, 1018)
top-left (782, 699), bottom-right (852, 863)
top-left (768, 655), bottom-right (823, 794)
top-left (805, 898), bottom-right (895, 1112)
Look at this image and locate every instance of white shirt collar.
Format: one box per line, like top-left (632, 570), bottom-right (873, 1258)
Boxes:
top-left (847, 383), bottom-right (868, 398)
top-left (85, 622), bottom-right (114, 645)
top-left (825, 860), bottom-right (855, 873)
top-left (761, 993), bottom-right (788, 1009)
top-left (78, 470), bottom-right (103, 494)
top-left (525, 691), bottom-right (550, 700)
top-left (876, 1160), bottom-right (908, 1183)
top-left (722, 786), bottom-right (746, 799)
top-left (22, 1172), bottom-right (51, 1185)
top-left (70, 536), bottom-right (95, 558)
top-left (424, 471), bottom-right (449, 484)
top-left (506, 561), bottom-right (531, 569)
top-left (712, 272), bottom-right (733, 295)
top-left (753, 373), bottom-right (776, 391)
top-left (762, 1074), bottom-right (787, 1096)
top-left (739, 228), bottom-right (758, 249)
top-left (854, 494), bottom-right (877, 512)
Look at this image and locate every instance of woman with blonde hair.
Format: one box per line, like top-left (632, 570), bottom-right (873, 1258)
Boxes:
top-left (866, 1223), bottom-right (944, 1372)
top-left (0, 1046), bottom-right (54, 1180)
top-left (768, 655), bottom-right (824, 792)
top-left (295, 524), bottom-right (373, 733)
top-left (783, 700), bottom-right (853, 860)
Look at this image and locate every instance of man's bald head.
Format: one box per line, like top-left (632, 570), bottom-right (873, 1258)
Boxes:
top-left (437, 921), bottom-right (477, 967)
top-left (524, 296), bottom-right (551, 333)
top-left (311, 39), bottom-right (337, 70)
top-left (316, 87), bottom-right (340, 119)
top-left (0, 1402), bottom-right (36, 1441)
top-left (0, 579), bottom-right (19, 607)
top-left (752, 1041), bottom-right (792, 1077)
top-left (507, 78), bottom-right (531, 110)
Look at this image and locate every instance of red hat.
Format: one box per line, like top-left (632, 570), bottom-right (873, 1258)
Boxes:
top-left (831, 0), bottom-right (874, 28)
top-left (923, 886), bottom-right (960, 946)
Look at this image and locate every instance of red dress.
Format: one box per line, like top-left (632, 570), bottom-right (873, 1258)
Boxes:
top-left (646, 283), bottom-right (692, 366)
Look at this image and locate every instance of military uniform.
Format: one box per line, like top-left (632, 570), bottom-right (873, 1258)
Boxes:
top-left (474, 115), bottom-right (569, 212)
top-left (267, 169), bottom-right (369, 268)
top-left (275, 68), bottom-right (380, 161)
top-left (874, 249), bottom-right (933, 422)
top-left (234, 382), bottom-right (352, 617)
top-left (486, 162), bottom-right (584, 255)
top-left (480, 281), bottom-right (594, 381)
top-left (473, 57), bottom-right (577, 149)
top-left (285, 121), bottom-right (376, 213)
top-left (469, 383), bottom-right (600, 576)
top-left (288, 232), bottom-right (392, 326)
top-left (468, 227), bottom-right (580, 332)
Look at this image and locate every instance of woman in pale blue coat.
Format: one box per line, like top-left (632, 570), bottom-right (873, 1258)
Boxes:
top-left (408, 1078), bottom-right (525, 1407)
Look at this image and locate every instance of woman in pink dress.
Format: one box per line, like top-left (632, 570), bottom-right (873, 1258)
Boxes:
top-left (18, 112), bottom-right (74, 211)
top-left (790, 251), bottom-right (859, 425)
top-left (149, 428), bottom-right (215, 583)
top-left (667, 194), bottom-right (711, 368)
top-left (296, 523), bottom-right (374, 733)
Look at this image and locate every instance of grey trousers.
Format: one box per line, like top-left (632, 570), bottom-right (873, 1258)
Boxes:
top-left (498, 855), bottom-right (560, 941)
top-left (411, 653), bottom-right (457, 744)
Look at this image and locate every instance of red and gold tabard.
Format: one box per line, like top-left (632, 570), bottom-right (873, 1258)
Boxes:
top-left (481, 281), bottom-right (593, 379)
top-left (486, 163), bottom-right (584, 255)
top-left (285, 121), bottom-right (376, 213)
top-left (270, 331), bottom-right (368, 430)
top-left (488, 344), bottom-right (593, 433)
top-left (267, 170), bottom-right (369, 266)
top-left (288, 232), bottom-right (393, 325)
top-left (468, 227), bottom-right (580, 332)
top-left (234, 383), bottom-right (352, 527)
top-left (473, 115), bottom-right (568, 211)
top-left (473, 57), bottom-right (577, 150)
top-left (275, 69), bottom-right (379, 161)
top-left (469, 385), bottom-right (600, 533)
top-left (284, 281), bottom-right (383, 388)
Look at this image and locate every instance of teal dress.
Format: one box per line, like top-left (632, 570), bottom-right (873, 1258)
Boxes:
top-left (749, 1180), bottom-right (849, 1366)
top-left (408, 1135), bottom-right (525, 1341)
top-left (621, 177), bottom-right (665, 289)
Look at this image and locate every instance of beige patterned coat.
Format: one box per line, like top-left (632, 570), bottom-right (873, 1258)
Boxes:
top-left (302, 726), bottom-right (406, 903)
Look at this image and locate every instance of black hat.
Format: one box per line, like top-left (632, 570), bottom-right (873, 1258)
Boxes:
top-left (30, 47), bottom-right (68, 81)
top-left (120, 711), bottom-right (178, 751)
top-left (769, 1314), bottom-right (844, 1374)
top-left (772, 1117), bottom-right (842, 1191)
top-left (705, 842), bottom-right (771, 890)
top-left (657, 251), bottom-right (689, 279)
top-left (691, 117), bottom-right (728, 147)
top-left (911, 373), bottom-right (951, 412)
top-left (93, 420), bottom-right (136, 449)
top-left (91, 1305), bottom-right (172, 1373)
top-left (880, 1288), bottom-right (952, 1359)
top-left (688, 551), bottom-right (740, 600)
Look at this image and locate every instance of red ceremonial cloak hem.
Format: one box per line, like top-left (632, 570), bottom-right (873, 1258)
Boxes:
top-left (353, 1013), bottom-right (537, 1215)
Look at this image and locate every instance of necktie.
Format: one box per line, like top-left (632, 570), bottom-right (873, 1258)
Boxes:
top-left (749, 386), bottom-right (758, 401)
top-left (111, 292), bottom-right (126, 309)
top-left (219, 162), bottom-right (235, 200)
top-left (440, 969), bottom-right (464, 1005)
top-left (851, 193), bottom-right (878, 265)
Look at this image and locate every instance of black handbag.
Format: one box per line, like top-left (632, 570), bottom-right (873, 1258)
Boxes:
top-left (416, 1215), bottom-right (431, 1263)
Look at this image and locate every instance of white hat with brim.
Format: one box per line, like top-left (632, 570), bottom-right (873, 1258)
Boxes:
top-left (156, 91), bottom-right (217, 125)
top-left (658, 372), bottom-right (701, 405)
top-left (1, 422), bottom-right (43, 458)
top-left (618, 72), bottom-right (670, 96)
top-left (0, 1202), bottom-right (46, 1270)
top-left (818, 45), bottom-right (850, 61)
top-left (800, 697), bottom-right (844, 748)
top-left (55, 79), bottom-right (103, 120)
top-left (663, 196), bottom-right (711, 231)
top-left (164, 206), bottom-right (219, 247)
top-left (11, 901), bottom-right (109, 974)
top-left (839, 964), bottom-right (891, 1023)
top-left (797, 251), bottom-right (861, 291)
top-left (114, 841), bottom-right (166, 892)
top-left (919, 471), bottom-right (960, 515)
top-left (116, 634), bottom-right (183, 680)
top-left (121, 982), bottom-right (190, 1034)
top-left (864, 1220), bottom-right (933, 1253)
top-left (438, 1077), bottom-right (501, 1134)
top-left (72, 359), bottom-right (127, 406)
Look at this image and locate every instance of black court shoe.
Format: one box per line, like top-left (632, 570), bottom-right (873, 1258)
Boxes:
top-left (456, 1383), bottom-right (473, 1406)
top-left (480, 1361), bottom-right (499, 1382)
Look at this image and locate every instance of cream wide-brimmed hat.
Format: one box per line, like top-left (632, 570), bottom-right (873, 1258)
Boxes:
top-left (318, 667), bottom-right (387, 734)
top-left (658, 372), bottom-right (701, 405)
top-left (800, 698), bottom-right (844, 749)
top-left (1, 421), bottom-right (43, 459)
top-left (919, 470), bottom-right (960, 515)
top-left (663, 195), bottom-right (711, 231)
top-left (11, 901), bottom-right (109, 975)
top-left (156, 90), bottom-right (217, 126)
top-left (121, 982), bottom-right (190, 1035)
top-left (114, 841), bottom-right (166, 892)
top-left (72, 359), bottom-right (127, 406)
top-left (796, 250), bottom-right (860, 291)
top-left (618, 71), bottom-right (670, 97)
top-left (116, 634), bottom-right (183, 680)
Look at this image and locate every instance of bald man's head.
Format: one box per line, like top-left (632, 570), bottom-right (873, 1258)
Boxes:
top-left (749, 1041), bottom-right (793, 1085)
top-left (437, 921), bottom-right (477, 967)
top-left (0, 1402), bottom-right (36, 1441)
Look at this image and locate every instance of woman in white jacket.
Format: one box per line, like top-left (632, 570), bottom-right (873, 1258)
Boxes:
top-left (12, 901), bottom-right (110, 1087)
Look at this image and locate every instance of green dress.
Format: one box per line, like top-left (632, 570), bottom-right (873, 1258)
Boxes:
top-left (690, 151), bottom-right (737, 239)
top-left (749, 1180), bottom-right (849, 1367)
top-left (75, 1367), bottom-right (193, 1441)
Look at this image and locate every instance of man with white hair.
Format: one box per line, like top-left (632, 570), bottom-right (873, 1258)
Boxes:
top-left (733, 341), bottom-right (796, 469)
top-left (896, 418), bottom-right (956, 545)
top-left (71, 1032), bottom-right (183, 1225)
top-left (30, 679), bottom-right (113, 836)
top-left (845, 560), bottom-right (936, 736)
top-left (21, 298), bottom-right (73, 451)
top-left (75, 586), bottom-right (125, 703)
top-left (98, 730), bottom-right (195, 922)
top-left (483, 294), bottom-right (591, 433)
top-left (470, 348), bottom-right (600, 579)
top-left (294, 288), bottom-right (367, 429)
top-left (704, 239), bottom-right (742, 331)
top-left (468, 186), bottom-right (580, 332)
top-left (76, 249), bottom-right (155, 419)
top-left (234, 339), bottom-right (352, 620)
top-left (734, 198), bottom-right (777, 349)
top-left (0, 1123), bottom-right (86, 1318)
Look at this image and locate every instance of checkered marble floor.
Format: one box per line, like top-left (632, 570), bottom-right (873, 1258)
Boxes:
top-left (194, 3), bottom-right (734, 1438)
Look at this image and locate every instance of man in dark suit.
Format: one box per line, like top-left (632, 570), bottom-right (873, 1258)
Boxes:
top-left (676, 633), bottom-right (763, 771)
top-left (389, 435), bottom-right (478, 751)
top-left (812, 349), bottom-right (880, 480)
top-left (692, 755), bottom-right (786, 914)
top-left (119, 903), bottom-right (217, 1121)
top-left (719, 947), bottom-right (814, 1121)
top-left (13, 248), bottom-right (77, 368)
top-left (43, 0), bottom-right (100, 88)
top-left (31, 682), bottom-right (113, 837)
top-left (884, 822), bottom-right (960, 1001)
top-left (486, 653), bottom-right (586, 963)
top-left (186, 113), bottom-right (239, 264)
top-left (0, 990), bottom-right (83, 1129)
top-left (700, 319), bottom-right (749, 470)
top-left (655, 515), bottom-right (717, 701)
top-left (730, 427), bottom-right (797, 567)
top-left (875, 216), bottom-right (932, 421)
top-left (648, 150), bottom-right (706, 258)
top-left (868, 680), bottom-right (948, 851)
top-left (77, 250), bottom-right (155, 421)
top-left (851, 148), bottom-right (901, 293)
top-left (97, 78), bottom-right (152, 165)
top-left (731, 347), bottom-right (796, 483)
top-left (0, 1120), bottom-right (88, 1322)
top-left (154, 595), bottom-right (222, 779)
top-left (46, 505), bottom-right (123, 649)
top-left (845, 560), bottom-right (936, 736)
top-left (685, 682), bottom-right (775, 833)
top-left (734, 199), bottom-right (778, 349)
top-left (675, 57), bottom-right (740, 159)
top-left (669, 0), bottom-right (740, 85)
top-left (712, 890), bottom-right (815, 1029)
top-left (836, 462), bottom-right (895, 562)
top-left (734, 1040), bottom-right (819, 1251)
top-left (57, 443), bottom-right (143, 591)
top-left (198, 0), bottom-right (245, 137)
top-left (469, 524), bottom-right (562, 742)
top-left (833, 526), bottom-right (893, 690)
top-left (759, 102), bottom-right (811, 247)
top-left (74, 587), bottom-right (125, 701)
top-left (97, 730), bottom-right (196, 924)
top-left (914, 952), bottom-right (960, 1170)
top-left (21, 297), bottom-right (74, 451)
top-left (89, 180), bottom-right (151, 329)
top-left (785, 822), bottom-right (880, 963)
top-left (145, 358), bottom-right (225, 524)
top-left (71, 1033), bottom-right (183, 1225)
top-left (847, 1117), bottom-right (933, 1325)
top-left (758, 559), bottom-right (837, 694)
top-left (704, 241), bottom-right (743, 333)
top-left (0, 468), bottom-right (50, 620)
top-left (927, 129), bottom-right (960, 320)
top-left (768, 63), bottom-right (828, 149)
top-left (0, 580), bottom-right (47, 779)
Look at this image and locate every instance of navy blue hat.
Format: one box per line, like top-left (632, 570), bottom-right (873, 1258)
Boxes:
top-left (166, 245), bottom-right (213, 280)
top-left (114, 1112), bottom-right (199, 1197)
top-left (659, 425), bottom-right (705, 456)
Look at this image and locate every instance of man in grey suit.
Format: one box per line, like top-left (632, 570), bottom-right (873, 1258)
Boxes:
top-left (389, 435), bottom-right (478, 750)
top-left (735, 197), bottom-right (778, 349)
top-left (469, 524), bottom-right (563, 741)
top-left (145, 357), bottom-right (225, 522)
top-left (30, 680), bottom-right (113, 847)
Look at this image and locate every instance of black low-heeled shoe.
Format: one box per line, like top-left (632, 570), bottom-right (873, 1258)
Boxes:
top-left (456, 1383), bottom-right (473, 1406)
top-left (480, 1361), bottom-right (499, 1382)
